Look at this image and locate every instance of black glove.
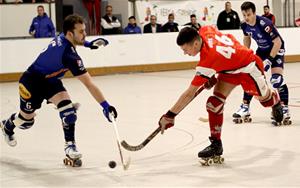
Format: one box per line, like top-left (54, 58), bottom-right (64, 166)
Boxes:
top-left (84, 38), bottom-right (109, 49)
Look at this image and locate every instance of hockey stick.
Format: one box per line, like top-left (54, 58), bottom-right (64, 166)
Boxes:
top-left (121, 85), bottom-right (206, 151)
top-left (110, 113), bottom-right (131, 170)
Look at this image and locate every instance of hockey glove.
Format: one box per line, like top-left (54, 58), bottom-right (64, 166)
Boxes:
top-left (100, 101), bottom-right (117, 122)
top-left (84, 38), bottom-right (109, 49)
top-left (204, 76), bottom-right (218, 90)
top-left (263, 56), bottom-right (274, 72)
top-left (159, 110), bottom-right (177, 135)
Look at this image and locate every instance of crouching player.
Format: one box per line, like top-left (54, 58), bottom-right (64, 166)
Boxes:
top-left (158, 26), bottom-right (283, 165)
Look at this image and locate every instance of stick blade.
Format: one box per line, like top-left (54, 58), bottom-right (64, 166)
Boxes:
top-left (121, 140), bottom-right (144, 151)
top-left (123, 157), bottom-right (131, 170)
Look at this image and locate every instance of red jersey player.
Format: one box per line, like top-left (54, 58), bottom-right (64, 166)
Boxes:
top-left (158, 26), bottom-right (283, 165)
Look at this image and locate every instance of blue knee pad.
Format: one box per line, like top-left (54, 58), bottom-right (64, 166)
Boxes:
top-left (12, 113), bottom-right (35, 130)
top-left (270, 74), bottom-right (284, 88)
top-left (57, 100), bottom-right (77, 125)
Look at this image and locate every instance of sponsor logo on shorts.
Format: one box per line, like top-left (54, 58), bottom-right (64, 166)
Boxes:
top-left (19, 83), bottom-right (31, 99)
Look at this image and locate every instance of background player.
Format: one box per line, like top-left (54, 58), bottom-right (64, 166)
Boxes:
top-left (233, 1), bottom-right (291, 125)
top-left (0, 14), bottom-right (117, 164)
top-left (158, 26), bottom-right (283, 164)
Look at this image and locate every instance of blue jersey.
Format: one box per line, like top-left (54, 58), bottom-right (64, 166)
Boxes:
top-left (241, 15), bottom-right (284, 52)
top-left (28, 34), bottom-right (87, 79)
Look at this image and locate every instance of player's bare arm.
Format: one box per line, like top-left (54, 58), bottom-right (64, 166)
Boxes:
top-left (243, 35), bottom-right (251, 48)
top-left (270, 36), bottom-right (282, 58)
top-left (76, 72), bottom-right (106, 103)
top-left (169, 84), bottom-right (200, 114)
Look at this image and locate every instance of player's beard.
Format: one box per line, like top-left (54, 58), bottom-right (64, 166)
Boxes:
top-left (73, 36), bottom-right (85, 46)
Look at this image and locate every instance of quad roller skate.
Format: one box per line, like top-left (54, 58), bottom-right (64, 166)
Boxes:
top-left (198, 137), bottom-right (224, 166)
top-left (0, 119), bottom-right (17, 147)
top-left (63, 141), bottom-right (82, 167)
top-left (232, 103), bottom-right (252, 124)
top-left (272, 105), bottom-right (291, 126)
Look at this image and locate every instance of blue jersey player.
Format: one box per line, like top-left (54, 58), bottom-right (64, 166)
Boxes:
top-left (232, 2), bottom-right (291, 125)
top-left (0, 14), bottom-right (118, 164)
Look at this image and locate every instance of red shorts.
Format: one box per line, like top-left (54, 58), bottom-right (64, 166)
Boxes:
top-left (218, 56), bottom-right (268, 96)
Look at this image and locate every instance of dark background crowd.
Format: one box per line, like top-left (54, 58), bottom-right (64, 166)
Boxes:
top-left (0, 1), bottom-right (284, 38)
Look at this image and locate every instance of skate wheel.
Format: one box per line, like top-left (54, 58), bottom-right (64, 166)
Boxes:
top-left (73, 159), bottom-right (82, 167)
top-left (283, 120), bottom-right (292, 125)
top-left (63, 158), bottom-right (68, 165)
top-left (272, 121), bottom-right (281, 126)
top-left (63, 157), bottom-right (81, 167)
top-left (207, 158), bottom-right (213, 166)
top-left (63, 158), bottom-right (73, 166)
top-left (233, 119), bottom-right (242, 124)
top-left (219, 157), bottom-right (225, 164)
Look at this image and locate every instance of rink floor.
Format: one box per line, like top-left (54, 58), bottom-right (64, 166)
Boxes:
top-left (1, 63), bottom-right (300, 188)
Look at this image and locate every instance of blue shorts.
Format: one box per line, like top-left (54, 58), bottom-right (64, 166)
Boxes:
top-left (18, 71), bottom-right (66, 113)
top-left (256, 48), bottom-right (285, 69)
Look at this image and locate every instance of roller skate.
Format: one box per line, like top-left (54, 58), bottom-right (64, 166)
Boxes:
top-left (232, 103), bottom-right (252, 124)
top-left (63, 141), bottom-right (82, 167)
top-left (0, 119), bottom-right (17, 147)
top-left (272, 105), bottom-right (291, 126)
top-left (198, 137), bottom-right (224, 166)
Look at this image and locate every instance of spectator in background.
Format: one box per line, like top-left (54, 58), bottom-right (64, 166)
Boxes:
top-left (217, 1), bottom-right (240, 30)
top-left (29, 5), bottom-right (55, 38)
top-left (162, 13), bottom-right (179, 32)
top-left (124, 16), bottom-right (142, 34)
top-left (184, 14), bottom-right (201, 30)
top-left (262, 5), bottom-right (275, 25)
top-left (101, 5), bottom-right (121, 35)
top-left (143, 15), bottom-right (162, 33)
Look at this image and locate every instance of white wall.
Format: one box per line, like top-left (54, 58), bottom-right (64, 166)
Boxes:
top-left (0, 3), bottom-right (56, 38)
top-left (1, 28), bottom-right (300, 74)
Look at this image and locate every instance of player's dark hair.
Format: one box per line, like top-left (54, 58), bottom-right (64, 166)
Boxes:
top-left (176, 27), bottom-right (200, 46)
top-left (263, 5), bottom-right (270, 9)
top-left (241, 1), bottom-right (256, 13)
top-left (63, 14), bottom-right (84, 35)
top-left (190, 14), bottom-right (196, 18)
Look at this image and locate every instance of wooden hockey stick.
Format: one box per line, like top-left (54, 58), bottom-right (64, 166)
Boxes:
top-left (121, 85), bottom-right (206, 151)
top-left (110, 113), bottom-right (131, 170)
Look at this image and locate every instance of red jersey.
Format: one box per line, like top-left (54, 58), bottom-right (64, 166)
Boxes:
top-left (191, 26), bottom-right (257, 86)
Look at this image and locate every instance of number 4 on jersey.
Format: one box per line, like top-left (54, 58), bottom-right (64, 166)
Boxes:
top-left (215, 35), bottom-right (236, 59)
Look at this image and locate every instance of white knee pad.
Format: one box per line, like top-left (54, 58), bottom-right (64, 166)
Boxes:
top-left (270, 74), bottom-right (284, 88)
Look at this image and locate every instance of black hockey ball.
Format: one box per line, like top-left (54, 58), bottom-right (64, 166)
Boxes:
top-left (108, 161), bottom-right (117, 168)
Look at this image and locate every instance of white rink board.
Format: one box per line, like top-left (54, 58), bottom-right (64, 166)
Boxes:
top-left (1, 28), bottom-right (300, 74)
